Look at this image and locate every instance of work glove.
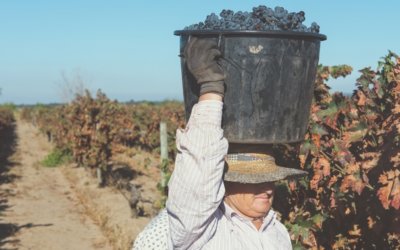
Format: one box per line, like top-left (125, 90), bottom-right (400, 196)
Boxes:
top-left (184, 37), bottom-right (225, 97)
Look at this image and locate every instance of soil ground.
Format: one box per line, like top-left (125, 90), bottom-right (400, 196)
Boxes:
top-left (0, 119), bottom-right (160, 250)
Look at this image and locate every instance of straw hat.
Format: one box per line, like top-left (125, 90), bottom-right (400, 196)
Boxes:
top-left (223, 145), bottom-right (307, 183)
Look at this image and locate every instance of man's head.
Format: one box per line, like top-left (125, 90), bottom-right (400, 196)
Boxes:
top-left (222, 144), bottom-right (307, 220)
top-left (224, 181), bottom-right (275, 219)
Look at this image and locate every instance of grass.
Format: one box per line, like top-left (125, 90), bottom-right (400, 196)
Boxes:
top-left (61, 166), bottom-right (134, 250)
top-left (42, 148), bottom-right (71, 167)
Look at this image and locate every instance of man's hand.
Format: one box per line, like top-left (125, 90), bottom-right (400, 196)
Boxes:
top-left (184, 37), bottom-right (225, 97)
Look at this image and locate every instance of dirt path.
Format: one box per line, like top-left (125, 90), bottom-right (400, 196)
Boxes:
top-left (0, 122), bottom-right (148, 250)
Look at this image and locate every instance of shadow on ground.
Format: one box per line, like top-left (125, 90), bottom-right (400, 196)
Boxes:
top-left (0, 222), bottom-right (53, 250)
top-left (0, 122), bottom-right (57, 250)
top-left (0, 122), bottom-right (18, 184)
top-left (0, 122), bottom-right (20, 249)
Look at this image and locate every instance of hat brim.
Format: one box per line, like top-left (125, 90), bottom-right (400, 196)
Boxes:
top-left (223, 165), bottom-right (307, 184)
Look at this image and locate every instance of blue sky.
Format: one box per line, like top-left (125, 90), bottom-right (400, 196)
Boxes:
top-left (1, 1), bottom-right (399, 104)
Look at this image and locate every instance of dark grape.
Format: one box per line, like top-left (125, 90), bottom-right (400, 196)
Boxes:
top-left (183, 5), bottom-right (320, 33)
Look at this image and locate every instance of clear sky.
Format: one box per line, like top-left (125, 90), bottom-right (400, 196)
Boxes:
top-left (1, 1), bottom-right (398, 104)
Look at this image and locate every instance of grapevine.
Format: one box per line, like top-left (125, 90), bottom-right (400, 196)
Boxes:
top-left (19, 52), bottom-right (400, 249)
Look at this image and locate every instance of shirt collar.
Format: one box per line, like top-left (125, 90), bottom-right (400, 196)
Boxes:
top-left (221, 201), bottom-right (236, 221)
top-left (261, 208), bottom-right (276, 231)
top-left (221, 202), bottom-right (277, 230)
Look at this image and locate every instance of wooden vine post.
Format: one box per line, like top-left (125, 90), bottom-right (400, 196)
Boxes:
top-left (160, 122), bottom-right (168, 192)
top-left (97, 167), bottom-right (103, 187)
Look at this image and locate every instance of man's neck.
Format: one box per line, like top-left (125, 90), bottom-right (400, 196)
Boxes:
top-left (252, 218), bottom-right (263, 230)
top-left (223, 201), bottom-right (267, 230)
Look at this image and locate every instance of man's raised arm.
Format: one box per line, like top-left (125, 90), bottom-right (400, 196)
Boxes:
top-left (166, 37), bottom-right (228, 249)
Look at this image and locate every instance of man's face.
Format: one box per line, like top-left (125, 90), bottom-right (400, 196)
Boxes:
top-left (224, 182), bottom-right (275, 219)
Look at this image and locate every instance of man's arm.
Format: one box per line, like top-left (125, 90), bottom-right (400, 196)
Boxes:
top-left (166, 93), bottom-right (227, 249)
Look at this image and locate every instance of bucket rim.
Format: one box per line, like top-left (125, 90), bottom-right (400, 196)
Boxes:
top-left (174, 29), bottom-right (327, 41)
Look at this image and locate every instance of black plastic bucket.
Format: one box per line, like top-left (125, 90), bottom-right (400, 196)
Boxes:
top-left (175, 30), bottom-right (326, 144)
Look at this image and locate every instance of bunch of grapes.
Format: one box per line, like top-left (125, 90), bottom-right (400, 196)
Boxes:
top-left (184, 5), bottom-right (320, 33)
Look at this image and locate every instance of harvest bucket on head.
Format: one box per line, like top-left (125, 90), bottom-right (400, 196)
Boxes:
top-left (175, 30), bottom-right (326, 144)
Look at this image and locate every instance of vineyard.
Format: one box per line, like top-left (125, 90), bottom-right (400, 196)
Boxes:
top-left (14, 51), bottom-right (400, 249)
top-left (19, 94), bottom-right (185, 213)
top-left (0, 104), bottom-right (16, 173)
top-left (274, 51), bottom-right (400, 249)
top-left (0, 105), bottom-right (15, 133)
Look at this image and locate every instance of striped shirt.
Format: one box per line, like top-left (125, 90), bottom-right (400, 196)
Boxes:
top-left (166, 100), bottom-right (292, 250)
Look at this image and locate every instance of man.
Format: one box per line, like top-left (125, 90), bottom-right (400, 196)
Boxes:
top-left (133, 37), bottom-right (307, 250)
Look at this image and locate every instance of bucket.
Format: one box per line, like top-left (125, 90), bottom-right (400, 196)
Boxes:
top-left (175, 30), bottom-right (326, 144)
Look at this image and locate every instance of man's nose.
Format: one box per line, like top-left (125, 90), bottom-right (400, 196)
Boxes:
top-left (256, 187), bottom-right (274, 196)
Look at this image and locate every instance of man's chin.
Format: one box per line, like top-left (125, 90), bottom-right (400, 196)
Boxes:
top-left (252, 202), bottom-right (271, 215)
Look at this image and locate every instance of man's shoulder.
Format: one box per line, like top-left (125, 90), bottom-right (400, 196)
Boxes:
top-left (132, 209), bottom-right (170, 250)
top-left (270, 214), bottom-right (292, 247)
top-left (273, 218), bottom-right (290, 237)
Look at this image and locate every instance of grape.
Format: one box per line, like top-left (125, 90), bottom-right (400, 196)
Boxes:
top-left (183, 5), bottom-right (321, 33)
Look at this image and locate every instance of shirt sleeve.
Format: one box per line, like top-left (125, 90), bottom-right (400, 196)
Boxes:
top-left (166, 100), bottom-right (228, 250)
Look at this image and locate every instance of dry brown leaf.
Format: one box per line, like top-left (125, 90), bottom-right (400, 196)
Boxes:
top-left (322, 163), bottom-right (331, 177)
top-left (356, 91), bottom-right (367, 106)
top-left (333, 235), bottom-right (346, 249)
top-left (391, 192), bottom-right (400, 210)
top-left (340, 175), bottom-right (356, 192)
top-left (367, 216), bottom-right (376, 229)
top-left (312, 133), bottom-right (321, 149)
top-left (388, 170), bottom-right (396, 180)
top-left (299, 154), bottom-right (307, 168)
top-left (392, 104), bottom-right (400, 114)
top-left (313, 157), bottom-right (331, 177)
top-left (379, 174), bottom-right (389, 185)
top-left (288, 180), bottom-right (297, 192)
top-left (310, 173), bottom-right (322, 190)
top-left (377, 185), bottom-right (391, 209)
top-left (330, 192), bottom-right (337, 208)
top-left (346, 163), bottom-right (360, 175)
top-left (352, 180), bottom-right (365, 195)
top-left (361, 152), bottom-right (381, 171)
top-left (328, 175), bottom-right (338, 188)
top-left (302, 231), bottom-right (318, 248)
top-left (348, 224), bottom-right (362, 237)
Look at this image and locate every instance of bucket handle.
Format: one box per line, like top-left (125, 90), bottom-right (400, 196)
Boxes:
top-left (217, 34), bottom-right (225, 56)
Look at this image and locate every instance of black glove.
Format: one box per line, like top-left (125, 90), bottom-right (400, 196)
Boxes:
top-left (184, 37), bottom-right (225, 97)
